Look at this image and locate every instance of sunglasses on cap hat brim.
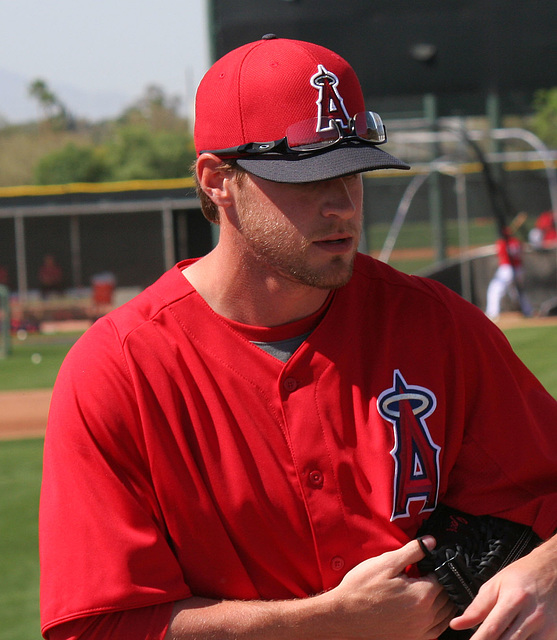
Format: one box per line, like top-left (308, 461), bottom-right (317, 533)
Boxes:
top-left (200, 111), bottom-right (387, 157)
top-left (199, 111), bottom-right (410, 183)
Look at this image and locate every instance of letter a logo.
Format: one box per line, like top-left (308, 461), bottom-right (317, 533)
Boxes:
top-left (310, 64), bottom-right (350, 131)
top-left (377, 370), bottom-right (441, 520)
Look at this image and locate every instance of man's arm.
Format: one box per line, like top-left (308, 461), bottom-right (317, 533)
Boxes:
top-left (165, 538), bottom-right (454, 640)
top-left (450, 533), bottom-right (557, 639)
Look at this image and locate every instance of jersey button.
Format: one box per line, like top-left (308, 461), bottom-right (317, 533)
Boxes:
top-left (308, 470), bottom-right (324, 488)
top-left (330, 556), bottom-right (345, 571)
top-left (283, 377), bottom-right (298, 392)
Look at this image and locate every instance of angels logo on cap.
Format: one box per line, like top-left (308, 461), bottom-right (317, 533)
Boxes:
top-left (194, 36), bottom-right (410, 183)
top-left (311, 65), bottom-right (350, 132)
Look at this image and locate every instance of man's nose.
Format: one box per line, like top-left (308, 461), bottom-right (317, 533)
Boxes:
top-left (320, 177), bottom-right (359, 219)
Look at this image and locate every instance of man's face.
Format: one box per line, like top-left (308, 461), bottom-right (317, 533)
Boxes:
top-left (231, 171), bottom-right (364, 290)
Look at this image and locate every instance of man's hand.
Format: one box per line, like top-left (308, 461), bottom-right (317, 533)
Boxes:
top-left (167, 537), bottom-right (455, 640)
top-left (319, 536), bottom-right (455, 640)
top-left (449, 538), bottom-right (557, 639)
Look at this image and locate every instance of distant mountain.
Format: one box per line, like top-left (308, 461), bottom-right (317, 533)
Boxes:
top-left (0, 68), bottom-right (133, 124)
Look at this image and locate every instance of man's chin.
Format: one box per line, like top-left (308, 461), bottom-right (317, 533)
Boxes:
top-left (293, 257), bottom-right (356, 290)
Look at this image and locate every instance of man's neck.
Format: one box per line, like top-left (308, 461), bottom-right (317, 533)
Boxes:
top-left (182, 249), bottom-right (331, 327)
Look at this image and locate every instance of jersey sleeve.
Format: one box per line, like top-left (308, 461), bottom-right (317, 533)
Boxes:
top-left (40, 318), bottom-right (191, 637)
top-left (43, 602), bottom-right (173, 640)
top-left (439, 290), bottom-right (557, 539)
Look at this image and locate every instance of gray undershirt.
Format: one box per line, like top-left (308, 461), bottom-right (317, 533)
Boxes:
top-left (252, 331), bottom-right (312, 363)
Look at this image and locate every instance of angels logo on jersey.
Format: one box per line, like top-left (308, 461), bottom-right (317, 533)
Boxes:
top-left (310, 64), bottom-right (350, 132)
top-left (377, 370), bottom-right (441, 521)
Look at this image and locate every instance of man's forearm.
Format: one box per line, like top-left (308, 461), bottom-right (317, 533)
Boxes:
top-left (166, 594), bottom-right (335, 640)
top-left (164, 593), bottom-right (336, 640)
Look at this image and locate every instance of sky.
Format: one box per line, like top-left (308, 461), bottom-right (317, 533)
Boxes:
top-left (0, 0), bottom-right (211, 123)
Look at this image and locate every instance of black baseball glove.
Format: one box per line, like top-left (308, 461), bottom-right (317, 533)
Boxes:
top-left (416, 504), bottom-right (542, 639)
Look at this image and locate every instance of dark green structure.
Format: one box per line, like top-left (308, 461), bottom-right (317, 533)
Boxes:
top-left (208, 0), bottom-right (557, 118)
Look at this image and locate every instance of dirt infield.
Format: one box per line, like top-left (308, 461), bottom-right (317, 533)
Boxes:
top-left (494, 311), bottom-right (557, 330)
top-left (0, 389), bottom-right (52, 440)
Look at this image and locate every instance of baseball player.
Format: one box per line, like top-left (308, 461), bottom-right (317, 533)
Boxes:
top-left (40, 37), bottom-right (557, 640)
top-left (485, 227), bottom-right (532, 320)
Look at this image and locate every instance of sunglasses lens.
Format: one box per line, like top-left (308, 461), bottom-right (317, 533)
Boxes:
top-left (286, 117), bottom-right (340, 151)
top-left (353, 111), bottom-right (386, 143)
top-left (281, 112), bottom-right (385, 154)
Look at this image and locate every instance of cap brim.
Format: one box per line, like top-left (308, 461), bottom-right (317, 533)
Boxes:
top-left (236, 142), bottom-right (410, 183)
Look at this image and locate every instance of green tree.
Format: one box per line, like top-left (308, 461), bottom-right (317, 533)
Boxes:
top-left (28, 78), bottom-right (74, 130)
top-left (33, 126), bottom-right (196, 184)
top-left (34, 143), bottom-right (110, 184)
top-left (105, 125), bottom-right (195, 181)
top-left (119, 84), bottom-right (183, 131)
top-left (28, 79), bottom-right (58, 119)
top-left (531, 88), bottom-right (557, 148)
top-left (102, 85), bottom-right (195, 180)
top-left (29, 83), bottom-right (195, 185)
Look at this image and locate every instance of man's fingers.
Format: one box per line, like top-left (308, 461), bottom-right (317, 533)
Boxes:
top-left (450, 596), bottom-right (491, 630)
top-left (450, 584), bottom-right (501, 634)
top-left (385, 536), bottom-right (436, 574)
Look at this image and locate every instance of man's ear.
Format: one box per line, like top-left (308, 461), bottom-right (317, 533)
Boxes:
top-left (196, 153), bottom-right (234, 209)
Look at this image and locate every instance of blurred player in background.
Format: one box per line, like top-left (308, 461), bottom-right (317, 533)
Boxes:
top-left (485, 226), bottom-right (533, 320)
top-left (529, 209), bottom-right (557, 248)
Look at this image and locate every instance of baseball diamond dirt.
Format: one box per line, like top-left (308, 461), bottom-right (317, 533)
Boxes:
top-left (0, 388), bottom-right (52, 440)
top-left (0, 313), bottom-right (556, 441)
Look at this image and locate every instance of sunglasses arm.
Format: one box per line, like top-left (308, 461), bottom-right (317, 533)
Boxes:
top-left (199, 140), bottom-right (285, 157)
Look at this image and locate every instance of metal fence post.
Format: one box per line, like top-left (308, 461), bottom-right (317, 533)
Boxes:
top-left (0, 284), bottom-right (11, 358)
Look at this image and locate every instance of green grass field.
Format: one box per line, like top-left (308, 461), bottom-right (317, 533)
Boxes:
top-left (1, 323), bottom-right (556, 640)
top-left (367, 217), bottom-right (499, 274)
top-left (0, 332), bottom-right (81, 390)
top-left (0, 438), bottom-right (43, 640)
top-left (504, 325), bottom-right (557, 395)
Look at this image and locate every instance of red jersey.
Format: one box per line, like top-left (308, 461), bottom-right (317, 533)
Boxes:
top-left (496, 236), bottom-right (523, 268)
top-left (536, 210), bottom-right (557, 243)
top-left (40, 254), bottom-right (557, 638)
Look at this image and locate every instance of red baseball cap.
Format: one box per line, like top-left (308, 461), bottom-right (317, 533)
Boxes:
top-left (194, 35), bottom-right (409, 183)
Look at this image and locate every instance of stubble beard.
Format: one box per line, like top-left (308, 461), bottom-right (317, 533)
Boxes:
top-left (236, 202), bottom-right (360, 291)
